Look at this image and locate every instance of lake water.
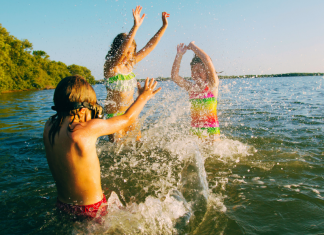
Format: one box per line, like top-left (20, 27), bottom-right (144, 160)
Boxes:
top-left (0, 76), bottom-right (323, 234)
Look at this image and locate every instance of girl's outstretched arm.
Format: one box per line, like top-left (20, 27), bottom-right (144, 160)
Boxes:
top-left (187, 41), bottom-right (219, 89)
top-left (171, 43), bottom-right (192, 91)
top-left (135, 12), bottom-right (170, 62)
top-left (105, 6), bottom-right (145, 72)
top-left (83, 78), bottom-right (161, 138)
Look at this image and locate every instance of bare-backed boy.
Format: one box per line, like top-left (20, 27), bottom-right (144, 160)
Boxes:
top-left (43, 75), bottom-right (160, 220)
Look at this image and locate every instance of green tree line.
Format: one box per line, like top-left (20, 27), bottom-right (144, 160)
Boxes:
top-left (0, 24), bottom-right (95, 93)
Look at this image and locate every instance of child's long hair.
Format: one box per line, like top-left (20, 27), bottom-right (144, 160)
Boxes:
top-left (105, 33), bottom-right (137, 60)
top-left (48, 75), bottom-right (97, 145)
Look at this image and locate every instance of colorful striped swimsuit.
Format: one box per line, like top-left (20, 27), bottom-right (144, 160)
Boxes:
top-left (104, 72), bottom-right (137, 92)
top-left (189, 86), bottom-right (220, 137)
top-left (104, 72), bottom-right (137, 119)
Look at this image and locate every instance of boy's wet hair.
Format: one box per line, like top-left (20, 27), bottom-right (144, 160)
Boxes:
top-left (48, 75), bottom-right (97, 145)
top-left (105, 33), bottom-right (137, 61)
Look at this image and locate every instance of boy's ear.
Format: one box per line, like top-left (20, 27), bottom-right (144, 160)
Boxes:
top-left (80, 108), bottom-right (86, 114)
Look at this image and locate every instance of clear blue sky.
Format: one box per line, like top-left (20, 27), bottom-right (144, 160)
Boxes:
top-left (1, 0), bottom-right (323, 79)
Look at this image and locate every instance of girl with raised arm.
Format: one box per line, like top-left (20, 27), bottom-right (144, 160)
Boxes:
top-left (171, 42), bottom-right (220, 141)
top-left (104, 6), bottom-right (170, 142)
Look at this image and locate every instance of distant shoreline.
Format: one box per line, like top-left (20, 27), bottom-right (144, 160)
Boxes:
top-left (145, 72), bottom-right (324, 81)
top-left (96, 72), bottom-right (324, 83)
top-left (2, 73), bottom-right (323, 93)
top-left (1, 86), bottom-right (56, 94)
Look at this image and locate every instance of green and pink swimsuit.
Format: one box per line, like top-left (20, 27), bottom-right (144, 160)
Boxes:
top-left (189, 86), bottom-right (220, 137)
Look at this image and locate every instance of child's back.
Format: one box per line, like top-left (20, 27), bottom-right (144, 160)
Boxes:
top-left (44, 75), bottom-right (161, 220)
top-left (43, 114), bottom-right (103, 205)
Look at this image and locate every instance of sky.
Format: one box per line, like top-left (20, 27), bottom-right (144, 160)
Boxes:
top-left (1, 0), bottom-right (323, 80)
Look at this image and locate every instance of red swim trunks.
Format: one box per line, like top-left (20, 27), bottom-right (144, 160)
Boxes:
top-left (56, 194), bottom-right (108, 221)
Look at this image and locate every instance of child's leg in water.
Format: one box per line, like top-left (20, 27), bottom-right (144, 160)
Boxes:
top-left (190, 127), bottom-right (221, 142)
top-left (208, 134), bottom-right (221, 142)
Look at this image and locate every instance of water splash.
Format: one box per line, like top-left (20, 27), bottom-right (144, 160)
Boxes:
top-left (93, 85), bottom-right (251, 233)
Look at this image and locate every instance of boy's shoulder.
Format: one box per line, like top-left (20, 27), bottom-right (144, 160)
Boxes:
top-left (43, 118), bottom-right (52, 134)
top-left (45, 118), bottom-right (52, 126)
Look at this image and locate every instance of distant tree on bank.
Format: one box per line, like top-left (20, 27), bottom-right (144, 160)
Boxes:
top-left (67, 64), bottom-right (95, 85)
top-left (0, 24), bottom-right (95, 93)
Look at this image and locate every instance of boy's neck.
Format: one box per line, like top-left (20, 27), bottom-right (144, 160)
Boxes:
top-left (68, 114), bottom-right (85, 124)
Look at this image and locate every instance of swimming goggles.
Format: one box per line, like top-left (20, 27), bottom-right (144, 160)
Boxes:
top-left (52, 102), bottom-right (103, 119)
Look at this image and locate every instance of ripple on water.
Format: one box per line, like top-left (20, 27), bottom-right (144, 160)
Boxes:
top-left (0, 77), bottom-right (323, 234)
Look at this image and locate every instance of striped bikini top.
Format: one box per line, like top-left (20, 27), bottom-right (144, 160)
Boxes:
top-left (104, 72), bottom-right (137, 92)
top-left (189, 86), bottom-right (219, 128)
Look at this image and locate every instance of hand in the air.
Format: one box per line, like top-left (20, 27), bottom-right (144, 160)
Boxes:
top-left (177, 43), bottom-right (188, 56)
top-left (162, 12), bottom-right (170, 26)
top-left (133, 5), bottom-right (145, 27)
top-left (137, 78), bottom-right (161, 100)
top-left (187, 41), bottom-right (195, 50)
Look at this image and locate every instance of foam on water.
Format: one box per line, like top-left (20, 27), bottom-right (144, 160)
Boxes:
top-left (72, 192), bottom-right (190, 234)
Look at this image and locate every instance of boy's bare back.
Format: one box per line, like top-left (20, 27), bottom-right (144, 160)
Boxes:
top-left (43, 116), bottom-right (103, 205)
top-left (43, 76), bottom-right (160, 210)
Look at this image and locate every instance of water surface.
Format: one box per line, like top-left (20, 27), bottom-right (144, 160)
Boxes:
top-left (0, 76), bottom-right (323, 234)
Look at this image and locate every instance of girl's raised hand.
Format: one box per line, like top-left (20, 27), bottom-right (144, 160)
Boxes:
top-left (137, 78), bottom-right (161, 100)
top-left (133, 6), bottom-right (145, 27)
top-left (177, 43), bottom-right (187, 55)
top-left (162, 12), bottom-right (170, 26)
top-left (187, 41), bottom-right (195, 50)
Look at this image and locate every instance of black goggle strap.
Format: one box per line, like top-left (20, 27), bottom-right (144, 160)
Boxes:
top-left (51, 102), bottom-right (103, 119)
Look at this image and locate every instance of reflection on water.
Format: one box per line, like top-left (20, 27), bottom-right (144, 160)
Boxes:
top-left (0, 76), bottom-right (323, 234)
top-left (0, 90), bottom-right (54, 133)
